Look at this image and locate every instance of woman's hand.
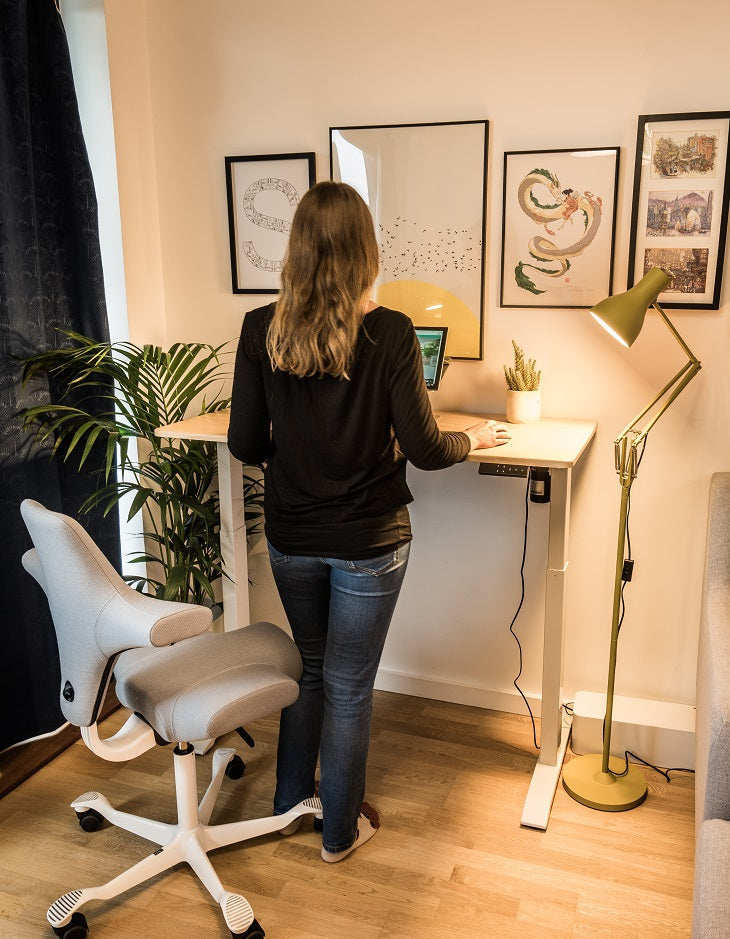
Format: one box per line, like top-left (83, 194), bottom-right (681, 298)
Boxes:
top-left (464, 420), bottom-right (511, 450)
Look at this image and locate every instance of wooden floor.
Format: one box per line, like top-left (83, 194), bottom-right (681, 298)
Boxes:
top-left (0, 692), bottom-right (695, 938)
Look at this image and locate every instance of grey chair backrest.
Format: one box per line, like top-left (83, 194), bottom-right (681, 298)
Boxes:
top-left (20, 499), bottom-right (213, 728)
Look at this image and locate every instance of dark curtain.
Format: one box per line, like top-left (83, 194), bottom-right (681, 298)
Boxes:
top-left (0, 0), bottom-right (121, 750)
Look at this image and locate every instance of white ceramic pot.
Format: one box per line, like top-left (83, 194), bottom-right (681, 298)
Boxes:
top-left (505, 389), bottom-right (541, 424)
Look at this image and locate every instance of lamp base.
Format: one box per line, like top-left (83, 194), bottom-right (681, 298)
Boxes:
top-left (562, 753), bottom-right (647, 812)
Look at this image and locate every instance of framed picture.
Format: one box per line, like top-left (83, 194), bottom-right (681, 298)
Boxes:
top-left (330, 120), bottom-right (488, 359)
top-left (628, 112), bottom-right (730, 309)
top-left (225, 152), bottom-right (316, 293)
top-left (500, 147), bottom-right (620, 308)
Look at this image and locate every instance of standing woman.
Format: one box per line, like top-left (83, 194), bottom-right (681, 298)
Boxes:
top-left (228, 181), bottom-right (509, 862)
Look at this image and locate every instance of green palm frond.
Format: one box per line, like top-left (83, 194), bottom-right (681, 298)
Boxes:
top-left (20, 330), bottom-right (264, 606)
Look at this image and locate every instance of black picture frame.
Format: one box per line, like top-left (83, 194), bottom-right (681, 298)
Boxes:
top-left (225, 152), bottom-right (316, 294)
top-left (627, 112), bottom-right (730, 309)
top-left (500, 147), bottom-right (620, 309)
top-left (330, 120), bottom-right (488, 359)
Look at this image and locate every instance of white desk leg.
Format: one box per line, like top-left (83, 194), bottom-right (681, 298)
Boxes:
top-left (521, 466), bottom-right (572, 830)
top-left (216, 442), bottom-right (250, 632)
top-left (193, 443), bottom-right (250, 756)
top-left (194, 446), bottom-right (250, 756)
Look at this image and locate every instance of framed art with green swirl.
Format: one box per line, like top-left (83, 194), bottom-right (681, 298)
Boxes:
top-left (330, 121), bottom-right (488, 359)
top-left (225, 152), bottom-right (316, 293)
top-left (627, 111), bottom-right (730, 310)
top-left (500, 147), bottom-right (620, 309)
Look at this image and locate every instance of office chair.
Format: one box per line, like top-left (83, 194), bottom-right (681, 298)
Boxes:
top-left (20, 499), bottom-right (322, 939)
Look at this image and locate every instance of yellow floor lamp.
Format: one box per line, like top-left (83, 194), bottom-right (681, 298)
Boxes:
top-left (562, 266), bottom-right (702, 811)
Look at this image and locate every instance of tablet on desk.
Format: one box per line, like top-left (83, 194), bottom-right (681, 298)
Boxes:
top-left (414, 326), bottom-right (448, 391)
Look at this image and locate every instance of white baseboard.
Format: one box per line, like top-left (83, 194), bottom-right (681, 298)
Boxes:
top-left (373, 674), bottom-right (697, 772)
top-left (571, 691), bottom-right (696, 770)
top-left (374, 666), bottom-right (542, 716)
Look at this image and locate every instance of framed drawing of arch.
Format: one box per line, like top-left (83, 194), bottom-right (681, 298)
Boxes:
top-left (225, 152), bottom-right (316, 293)
top-left (500, 147), bottom-right (620, 309)
top-left (330, 120), bottom-right (488, 359)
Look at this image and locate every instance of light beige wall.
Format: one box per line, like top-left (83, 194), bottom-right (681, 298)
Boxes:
top-left (104, 0), bottom-right (730, 711)
top-left (105, 0), bottom-right (167, 347)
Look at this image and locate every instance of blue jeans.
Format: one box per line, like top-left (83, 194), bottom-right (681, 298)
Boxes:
top-left (267, 541), bottom-right (410, 854)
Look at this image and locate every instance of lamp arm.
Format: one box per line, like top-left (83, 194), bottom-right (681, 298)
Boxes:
top-left (653, 301), bottom-right (700, 363)
top-left (615, 362), bottom-right (702, 443)
top-left (615, 360), bottom-right (696, 444)
top-left (614, 301), bottom-right (702, 456)
top-left (630, 360), bottom-right (702, 449)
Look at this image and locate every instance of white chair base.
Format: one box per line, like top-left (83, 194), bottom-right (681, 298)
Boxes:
top-left (46, 745), bottom-right (322, 938)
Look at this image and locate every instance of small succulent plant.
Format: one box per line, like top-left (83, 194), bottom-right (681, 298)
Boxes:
top-left (504, 340), bottom-right (541, 391)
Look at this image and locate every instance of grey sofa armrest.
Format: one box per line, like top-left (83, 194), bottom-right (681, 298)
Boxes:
top-left (695, 473), bottom-right (730, 832)
top-left (692, 818), bottom-right (730, 938)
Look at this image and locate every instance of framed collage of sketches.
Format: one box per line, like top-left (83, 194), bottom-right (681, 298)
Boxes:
top-left (500, 147), bottom-right (620, 309)
top-left (627, 112), bottom-right (730, 309)
top-left (225, 152), bottom-right (316, 294)
top-left (330, 120), bottom-right (488, 359)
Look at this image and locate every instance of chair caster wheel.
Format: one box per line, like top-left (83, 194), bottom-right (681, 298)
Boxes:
top-left (75, 808), bottom-right (103, 832)
top-left (52, 911), bottom-right (88, 938)
top-left (225, 754), bottom-right (246, 780)
top-left (232, 917), bottom-right (264, 938)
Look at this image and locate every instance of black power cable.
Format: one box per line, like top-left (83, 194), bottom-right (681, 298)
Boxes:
top-left (509, 471), bottom-right (539, 750)
top-left (613, 749), bottom-right (694, 783)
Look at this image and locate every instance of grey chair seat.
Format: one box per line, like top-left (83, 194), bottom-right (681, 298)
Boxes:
top-left (114, 621), bottom-right (302, 743)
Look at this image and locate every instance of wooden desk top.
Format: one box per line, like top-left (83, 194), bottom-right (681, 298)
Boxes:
top-left (156, 409), bottom-right (596, 470)
top-left (435, 412), bottom-right (596, 468)
top-left (157, 409), bottom-right (232, 443)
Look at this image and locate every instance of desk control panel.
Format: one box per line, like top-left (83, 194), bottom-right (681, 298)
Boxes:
top-left (478, 463), bottom-right (529, 478)
top-left (479, 464), bottom-right (552, 503)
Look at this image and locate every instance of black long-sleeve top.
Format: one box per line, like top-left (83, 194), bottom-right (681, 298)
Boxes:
top-left (227, 303), bottom-right (470, 558)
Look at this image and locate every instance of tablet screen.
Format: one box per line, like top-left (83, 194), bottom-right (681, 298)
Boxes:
top-left (414, 326), bottom-right (448, 390)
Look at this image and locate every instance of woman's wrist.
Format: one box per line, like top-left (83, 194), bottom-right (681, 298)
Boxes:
top-left (465, 429), bottom-right (478, 451)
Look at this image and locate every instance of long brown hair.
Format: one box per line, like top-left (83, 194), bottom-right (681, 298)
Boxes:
top-left (267, 181), bottom-right (379, 379)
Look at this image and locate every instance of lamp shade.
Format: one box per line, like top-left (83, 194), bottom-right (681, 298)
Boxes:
top-left (590, 267), bottom-right (672, 347)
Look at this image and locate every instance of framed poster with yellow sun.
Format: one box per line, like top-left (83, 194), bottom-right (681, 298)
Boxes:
top-left (330, 120), bottom-right (488, 359)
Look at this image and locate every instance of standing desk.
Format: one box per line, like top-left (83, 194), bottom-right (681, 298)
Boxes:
top-left (156, 410), bottom-right (596, 830)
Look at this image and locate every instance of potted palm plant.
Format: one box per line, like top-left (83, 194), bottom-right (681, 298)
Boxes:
top-left (504, 340), bottom-right (542, 424)
top-left (21, 331), bottom-right (264, 607)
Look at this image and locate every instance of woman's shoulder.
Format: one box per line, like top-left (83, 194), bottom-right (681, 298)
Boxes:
top-left (242, 302), bottom-right (274, 330)
top-left (241, 302), bottom-right (274, 333)
top-left (364, 305), bottom-right (414, 337)
top-left (239, 303), bottom-right (274, 353)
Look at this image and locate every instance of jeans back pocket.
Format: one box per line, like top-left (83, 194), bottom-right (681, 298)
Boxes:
top-left (346, 544), bottom-right (409, 577)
